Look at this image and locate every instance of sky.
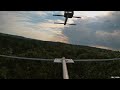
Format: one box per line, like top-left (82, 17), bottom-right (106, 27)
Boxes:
top-left (0, 11), bottom-right (120, 51)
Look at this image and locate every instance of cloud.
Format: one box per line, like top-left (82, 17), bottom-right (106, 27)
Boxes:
top-left (0, 11), bottom-right (67, 42)
top-left (62, 11), bottom-right (120, 51)
top-left (1, 11), bottom-right (120, 51)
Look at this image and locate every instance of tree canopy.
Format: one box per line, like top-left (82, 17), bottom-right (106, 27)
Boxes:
top-left (0, 33), bottom-right (120, 79)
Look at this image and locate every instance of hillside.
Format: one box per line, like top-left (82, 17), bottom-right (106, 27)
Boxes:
top-left (0, 32), bottom-right (120, 79)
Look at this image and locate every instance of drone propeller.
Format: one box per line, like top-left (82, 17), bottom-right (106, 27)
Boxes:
top-left (54, 22), bottom-right (76, 25)
top-left (73, 16), bottom-right (81, 18)
top-left (53, 15), bottom-right (64, 16)
top-left (54, 22), bottom-right (65, 24)
top-left (68, 24), bottom-right (76, 25)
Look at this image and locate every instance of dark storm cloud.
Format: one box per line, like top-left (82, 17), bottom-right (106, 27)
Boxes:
top-left (62, 11), bottom-right (120, 50)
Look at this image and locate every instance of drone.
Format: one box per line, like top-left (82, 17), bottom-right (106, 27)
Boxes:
top-left (53, 11), bottom-right (81, 25)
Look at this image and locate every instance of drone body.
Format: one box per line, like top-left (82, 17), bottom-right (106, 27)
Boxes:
top-left (53, 11), bottom-right (81, 25)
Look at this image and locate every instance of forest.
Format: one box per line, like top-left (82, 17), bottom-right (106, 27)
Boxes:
top-left (0, 32), bottom-right (120, 79)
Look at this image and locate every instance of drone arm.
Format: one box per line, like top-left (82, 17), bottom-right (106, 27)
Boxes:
top-left (64, 17), bottom-right (68, 25)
